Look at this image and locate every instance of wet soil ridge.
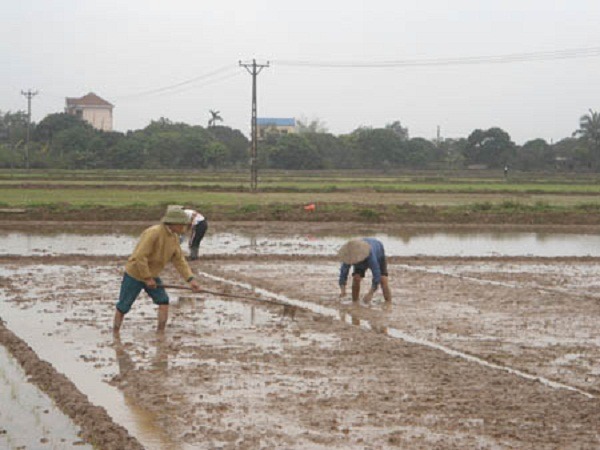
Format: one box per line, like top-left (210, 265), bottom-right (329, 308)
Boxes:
top-left (199, 269), bottom-right (599, 400)
top-left (2, 204), bottom-right (600, 224)
top-left (0, 321), bottom-right (144, 450)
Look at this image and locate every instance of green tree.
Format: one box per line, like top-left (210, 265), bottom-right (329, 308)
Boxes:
top-left (552, 138), bottom-right (582, 171)
top-left (348, 127), bottom-right (407, 168)
top-left (208, 126), bottom-right (249, 167)
top-left (438, 138), bottom-right (467, 169)
top-left (266, 134), bottom-right (323, 169)
top-left (203, 141), bottom-right (230, 168)
top-left (296, 117), bottom-right (328, 134)
top-left (385, 120), bottom-right (409, 141)
top-left (0, 111), bottom-right (29, 167)
top-left (33, 112), bottom-right (117, 168)
top-left (515, 139), bottom-right (554, 171)
top-left (0, 143), bottom-right (19, 168)
top-left (138, 120), bottom-right (227, 169)
top-left (406, 137), bottom-right (437, 168)
top-left (0, 110), bottom-right (28, 142)
top-left (178, 127), bottom-right (213, 168)
top-left (104, 135), bottom-right (146, 169)
top-left (34, 113), bottom-right (88, 145)
top-left (51, 126), bottom-right (100, 168)
top-left (303, 132), bottom-right (350, 169)
top-left (463, 127), bottom-right (516, 168)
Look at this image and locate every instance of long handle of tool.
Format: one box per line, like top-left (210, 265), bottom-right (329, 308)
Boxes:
top-left (157, 284), bottom-right (294, 308)
top-left (159, 284), bottom-right (245, 299)
top-left (158, 283), bottom-right (194, 291)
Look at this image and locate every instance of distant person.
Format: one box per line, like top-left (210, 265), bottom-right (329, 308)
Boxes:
top-left (504, 165), bottom-right (509, 179)
top-left (113, 205), bottom-right (201, 333)
top-left (338, 238), bottom-right (392, 304)
top-left (183, 207), bottom-right (208, 260)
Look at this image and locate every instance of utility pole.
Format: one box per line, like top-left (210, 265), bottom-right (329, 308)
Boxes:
top-left (21, 89), bottom-right (38, 170)
top-left (239, 59), bottom-right (269, 192)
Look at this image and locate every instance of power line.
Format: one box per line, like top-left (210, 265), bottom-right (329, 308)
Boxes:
top-left (146, 71), bottom-right (242, 99)
top-left (272, 45), bottom-right (600, 68)
top-left (114, 64), bottom-right (239, 100)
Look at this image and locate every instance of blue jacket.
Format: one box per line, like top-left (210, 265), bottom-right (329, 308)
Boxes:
top-left (338, 238), bottom-right (385, 290)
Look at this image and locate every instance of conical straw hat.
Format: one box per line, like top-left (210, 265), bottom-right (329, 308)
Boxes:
top-left (161, 205), bottom-right (189, 224)
top-left (337, 239), bottom-right (370, 264)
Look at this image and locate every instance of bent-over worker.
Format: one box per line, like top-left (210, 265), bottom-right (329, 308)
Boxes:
top-left (113, 205), bottom-right (201, 333)
top-left (338, 238), bottom-right (392, 304)
top-left (183, 207), bottom-right (208, 260)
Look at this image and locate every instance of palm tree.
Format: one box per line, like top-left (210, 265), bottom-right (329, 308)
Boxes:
top-left (208, 110), bottom-right (223, 128)
top-left (574, 109), bottom-right (600, 168)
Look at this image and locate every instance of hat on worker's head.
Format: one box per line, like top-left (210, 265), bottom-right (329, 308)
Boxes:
top-left (161, 205), bottom-right (189, 224)
top-left (337, 239), bottom-right (370, 265)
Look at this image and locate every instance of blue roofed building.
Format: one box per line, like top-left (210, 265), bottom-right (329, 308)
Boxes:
top-left (257, 117), bottom-right (296, 139)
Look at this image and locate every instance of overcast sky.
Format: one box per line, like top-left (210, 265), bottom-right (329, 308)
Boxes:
top-left (2, 0), bottom-right (600, 144)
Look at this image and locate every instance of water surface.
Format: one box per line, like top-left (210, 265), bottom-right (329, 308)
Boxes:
top-left (1, 229), bottom-right (599, 257)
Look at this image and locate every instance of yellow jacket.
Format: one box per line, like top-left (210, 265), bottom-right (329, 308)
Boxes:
top-left (125, 224), bottom-right (194, 282)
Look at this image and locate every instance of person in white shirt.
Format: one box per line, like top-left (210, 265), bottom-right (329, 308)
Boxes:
top-left (183, 208), bottom-right (208, 260)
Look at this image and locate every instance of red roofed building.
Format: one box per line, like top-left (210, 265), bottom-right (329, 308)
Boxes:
top-left (65, 92), bottom-right (114, 131)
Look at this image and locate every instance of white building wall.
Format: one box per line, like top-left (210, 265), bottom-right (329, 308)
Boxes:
top-left (82, 108), bottom-right (113, 131)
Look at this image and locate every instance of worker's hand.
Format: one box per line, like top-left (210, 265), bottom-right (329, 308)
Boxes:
top-left (145, 278), bottom-right (157, 289)
top-left (189, 279), bottom-right (201, 293)
top-left (339, 285), bottom-right (346, 298)
top-left (362, 289), bottom-right (375, 304)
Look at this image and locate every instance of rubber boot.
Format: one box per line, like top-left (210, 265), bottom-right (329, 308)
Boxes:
top-left (190, 247), bottom-right (199, 260)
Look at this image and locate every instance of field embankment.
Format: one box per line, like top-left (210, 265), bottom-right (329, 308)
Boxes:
top-left (1, 169), bottom-right (599, 224)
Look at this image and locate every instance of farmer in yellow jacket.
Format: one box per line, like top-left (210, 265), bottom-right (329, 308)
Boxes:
top-left (113, 205), bottom-right (201, 333)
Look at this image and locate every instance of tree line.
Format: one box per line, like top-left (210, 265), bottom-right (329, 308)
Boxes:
top-left (1, 110), bottom-right (599, 171)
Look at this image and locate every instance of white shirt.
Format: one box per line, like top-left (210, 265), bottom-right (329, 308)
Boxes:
top-left (183, 209), bottom-right (205, 225)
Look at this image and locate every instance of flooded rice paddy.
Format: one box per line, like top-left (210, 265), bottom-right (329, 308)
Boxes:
top-left (1, 222), bottom-right (600, 449)
top-left (2, 227), bottom-right (600, 257)
top-left (0, 346), bottom-right (93, 449)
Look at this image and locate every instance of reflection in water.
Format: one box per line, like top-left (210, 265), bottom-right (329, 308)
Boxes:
top-left (114, 338), bottom-right (135, 376)
top-left (282, 305), bottom-right (298, 320)
top-left (177, 290), bottom-right (298, 324)
top-left (115, 335), bottom-right (171, 377)
top-left (371, 324), bottom-right (389, 335)
top-left (151, 337), bottom-right (169, 373)
top-left (111, 336), bottom-right (179, 450)
top-left (176, 296), bottom-right (204, 315)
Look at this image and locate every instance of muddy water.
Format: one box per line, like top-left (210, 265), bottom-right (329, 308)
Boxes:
top-left (0, 263), bottom-right (335, 449)
top-left (2, 229), bottom-right (600, 257)
top-left (1, 309), bottom-right (182, 450)
top-left (3, 225), bottom-right (600, 448)
top-left (0, 265), bottom-right (185, 450)
top-left (0, 346), bottom-right (93, 449)
top-left (199, 270), bottom-right (597, 399)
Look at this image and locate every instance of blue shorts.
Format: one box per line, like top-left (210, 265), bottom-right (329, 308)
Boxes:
top-left (116, 272), bottom-right (169, 314)
top-left (352, 256), bottom-right (388, 278)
